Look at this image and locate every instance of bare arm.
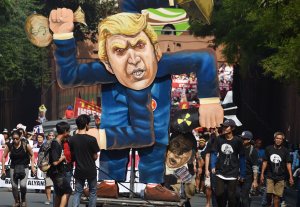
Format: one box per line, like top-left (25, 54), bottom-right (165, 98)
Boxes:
top-left (286, 163), bottom-right (294, 185)
top-left (1, 146), bottom-right (9, 175)
top-left (260, 161), bottom-right (267, 183)
top-left (205, 153), bottom-right (211, 177)
top-left (26, 144), bottom-right (36, 175)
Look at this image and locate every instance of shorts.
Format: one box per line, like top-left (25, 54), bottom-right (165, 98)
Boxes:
top-left (266, 179), bottom-right (285, 197)
top-left (51, 175), bottom-right (72, 196)
top-left (45, 176), bottom-right (53, 187)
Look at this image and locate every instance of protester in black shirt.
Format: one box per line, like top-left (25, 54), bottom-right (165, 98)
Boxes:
top-left (260, 132), bottom-right (294, 207)
top-left (211, 119), bottom-right (245, 207)
top-left (236, 130), bottom-right (259, 207)
top-left (1, 130), bottom-right (36, 207)
top-left (69, 114), bottom-right (100, 207)
top-left (204, 129), bottom-right (219, 207)
top-left (48, 121), bottom-right (72, 207)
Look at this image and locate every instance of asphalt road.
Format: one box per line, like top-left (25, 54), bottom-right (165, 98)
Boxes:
top-left (0, 187), bottom-right (297, 207)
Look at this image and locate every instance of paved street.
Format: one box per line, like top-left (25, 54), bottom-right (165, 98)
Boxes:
top-left (0, 187), bottom-right (297, 207)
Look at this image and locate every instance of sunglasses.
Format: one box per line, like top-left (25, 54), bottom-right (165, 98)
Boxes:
top-left (13, 138), bottom-right (20, 141)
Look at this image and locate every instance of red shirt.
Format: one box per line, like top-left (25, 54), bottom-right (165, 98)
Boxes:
top-left (65, 110), bottom-right (74, 119)
top-left (63, 140), bottom-right (72, 163)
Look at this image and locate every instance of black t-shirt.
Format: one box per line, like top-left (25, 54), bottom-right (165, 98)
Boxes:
top-left (48, 139), bottom-right (65, 176)
top-left (8, 141), bottom-right (30, 168)
top-left (264, 145), bottom-right (291, 181)
top-left (69, 134), bottom-right (100, 180)
top-left (212, 135), bottom-right (245, 178)
top-left (245, 145), bottom-right (259, 177)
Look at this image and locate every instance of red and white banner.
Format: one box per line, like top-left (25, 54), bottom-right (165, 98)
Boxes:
top-left (0, 148), bottom-right (144, 192)
top-left (73, 97), bottom-right (101, 118)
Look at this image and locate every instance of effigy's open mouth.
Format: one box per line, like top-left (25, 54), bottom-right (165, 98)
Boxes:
top-left (132, 68), bottom-right (145, 79)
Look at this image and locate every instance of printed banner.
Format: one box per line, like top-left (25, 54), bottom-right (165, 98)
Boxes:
top-left (73, 97), bottom-right (101, 118)
top-left (0, 148), bottom-right (144, 192)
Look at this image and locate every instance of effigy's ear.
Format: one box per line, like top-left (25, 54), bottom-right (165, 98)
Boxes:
top-left (103, 61), bottom-right (114, 74)
top-left (154, 43), bottom-right (162, 62)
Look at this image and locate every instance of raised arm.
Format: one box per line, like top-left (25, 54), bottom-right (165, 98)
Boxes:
top-left (50, 8), bottom-right (117, 88)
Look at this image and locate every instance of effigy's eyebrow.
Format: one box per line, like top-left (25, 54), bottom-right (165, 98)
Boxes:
top-left (129, 37), bottom-right (147, 47)
top-left (111, 42), bottom-right (128, 50)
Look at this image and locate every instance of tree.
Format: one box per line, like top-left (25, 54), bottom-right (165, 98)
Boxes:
top-left (0, 0), bottom-right (51, 91)
top-left (190, 0), bottom-right (300, 81)
top-left (0, 0), bottom-right (118, 91)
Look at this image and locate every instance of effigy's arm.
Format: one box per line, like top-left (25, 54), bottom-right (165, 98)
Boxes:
top-left (54, 35), bottom-right (117, 88)
top-left (158, 50), bottom-right (223, 128)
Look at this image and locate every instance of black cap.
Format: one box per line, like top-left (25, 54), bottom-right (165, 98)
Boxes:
top-left (221, 119), bottom-right (236, 127)
top-left (2, 128), bottom-right (8, 134)
top-left (240, 131), bottom-right (253, 140)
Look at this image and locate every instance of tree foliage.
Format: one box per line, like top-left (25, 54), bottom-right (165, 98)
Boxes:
top-left (0, 0), bottom-right (51, 91)
top-left (190, 0), bottom-right (300, 81)
top-left (0, 0), bottom-right (118, 91)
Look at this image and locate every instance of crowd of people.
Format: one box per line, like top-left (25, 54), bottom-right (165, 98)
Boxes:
top-left (192, 121), bottom-right (300, 207)
top-left (0, 117), bottom-right (300, 207)
top-left (0, 114), bottom-right (100, 207)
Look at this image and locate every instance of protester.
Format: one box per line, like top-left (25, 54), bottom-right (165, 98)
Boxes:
top-left (2, 128), bottom-right (10, 144)
top-left (25, 131), bottom-right (34, 148)
top-left (62, 132), bottom-right (73, 185)
top-left (48, 122), bottom-right (72, 207)
top-left (293, 152), bottom-right (300, 207)
top-left (33, 133), bottom-right (44, 148)
top-left (1, 130), bottom-right (36, 207)
top-left (236, 131), bottom-right (259, 207)
top-left (197, 132), bottom-right (210, 194)
top-left (43, 132), bottom-right (55, 205)
top-left (69, 114), bottom-right (100, 207)
top-left (210, 119), bottom-right (245, 207)
top-left (65, 105), bottom-right (74, 119)
top-left (205, 129), bottom-right (219, 207)
top-left (94, 114), bottom-right (101, 129)
top-left (0, 134), bottom-right (5, 148)
top-left (260, 132), bottom-right (294, 207)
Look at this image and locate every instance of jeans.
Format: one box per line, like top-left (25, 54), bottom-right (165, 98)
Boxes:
top-left (10, 168), bottom-right (29, 202)
top-left (72, 177), bottom-right (97, 207)
top-left (210, 173), bottom-right (217, 207)
top-left (236, 176), bottom-right (252, 207)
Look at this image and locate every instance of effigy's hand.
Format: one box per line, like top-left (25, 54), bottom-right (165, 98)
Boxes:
top-left (49, 8), bottom-right (74, 34)
top-left (199, 103), bottom-right (224, 128)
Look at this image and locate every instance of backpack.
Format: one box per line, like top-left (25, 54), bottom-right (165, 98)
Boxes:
top-left (37, 139), bottom-right (55, 172)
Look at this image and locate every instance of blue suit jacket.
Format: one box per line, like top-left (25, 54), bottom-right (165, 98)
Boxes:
top-left (54, 38), bottom-right (219, 149)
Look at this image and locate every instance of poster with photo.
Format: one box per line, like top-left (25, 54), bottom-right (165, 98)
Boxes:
top-left (171, 63), bottom-right (234, 108)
